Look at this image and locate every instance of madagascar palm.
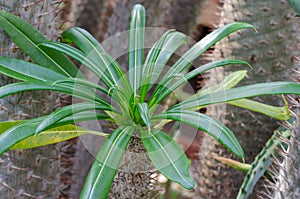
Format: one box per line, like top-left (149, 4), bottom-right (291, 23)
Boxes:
top-left (0, 4), bottom-right (299, 199)
top-left (73, 1), bottom-right (207, 197)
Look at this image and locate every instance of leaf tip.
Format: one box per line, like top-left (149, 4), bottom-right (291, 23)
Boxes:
top-left (176, 176), bottom-right (195, 190)
top-left (133, 4), bottom-right (145, 11)
top-left (185, 178), bottom-right (196, 190)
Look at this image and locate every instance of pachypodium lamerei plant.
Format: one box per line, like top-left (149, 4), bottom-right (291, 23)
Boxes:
top-left (0, 4), bottom-right (300, 198)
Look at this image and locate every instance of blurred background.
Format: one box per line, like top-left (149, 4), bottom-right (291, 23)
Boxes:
top-left (0, 0), bottom-right (298, 198)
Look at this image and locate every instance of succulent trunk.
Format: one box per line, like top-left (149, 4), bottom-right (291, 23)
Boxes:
top-left (194, 0), bottom-right (300, 198)
top-left (0, 1), bottom-right (70, 198)
top-left (108, 134), bottom-right (160, 198)
top-left (273, 104), bottom-right (300, 199)
top-left (272, 69), bottom-right (300, 198)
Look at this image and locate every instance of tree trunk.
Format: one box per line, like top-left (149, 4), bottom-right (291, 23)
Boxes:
top-left (195, 0), bottom-right (300, 198)
top-left (272, 50), bottom-right (300, 198)
top-left (0, 1), bottom-right (70, 198)
top-left (273, 99), bottom-right (300, 199)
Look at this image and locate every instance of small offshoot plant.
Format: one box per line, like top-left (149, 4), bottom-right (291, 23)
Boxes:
top-left (0, 4), bottom-right (299, 198)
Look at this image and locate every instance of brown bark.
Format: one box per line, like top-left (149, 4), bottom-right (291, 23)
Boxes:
top-left (273, 99), bottom-right (300, 199)
top-left (0, 1), bottom-right (67, 198)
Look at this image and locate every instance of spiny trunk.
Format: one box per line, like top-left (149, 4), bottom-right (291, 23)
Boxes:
top-left (0, 1), bottom-right (68, 198)
top-left (271, 11), bottom-right (300, 198)
top-left (273, 102), bottom-right (300, 199)
top-left (195, 0), bottom-right (300, 198)
top-left (272, 63), bottom-right (300, 198)
top-left (108, 135), bottom-right (160, 198)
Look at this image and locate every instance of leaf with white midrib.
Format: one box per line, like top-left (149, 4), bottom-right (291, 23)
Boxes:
top-left (153, 110), bottom-right (244, 159)
top-left (162, 22), bottom-right (255, 80)
top-left (0, 118), bottom-right (43, 155)
top-left (0, 10), bottom-right (79, 77)
top-left (35, 102), bottom-right (113, 134)
top-left (170, 82), bottom-right (300, 110)
top-left (62, 27), bottom-right (130, 90)
top-left (80, 126), bottom-right (134, 199)
top-left (142, 129), bottom-right (195, 189)
top-left (40, 42), bottom-right (116, 87)
top-left (151, 59), bottom-right (249, 106)
top-left (62, 27), bottom-right (105, 54)
top-left (0, 57), bottom-right (66, 82)
top-left (140, 30), bottom-right (186, 102)
top-left (9, 125), bottom-right (108, 149)
top-left (128, 4), bottom-right (145, 95)
top-left (0, 81), bottom-right (108, 107)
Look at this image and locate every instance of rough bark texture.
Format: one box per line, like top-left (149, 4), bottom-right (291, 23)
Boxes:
top-left (272, 10), bottom-right (300, 199)
top-left (62, 0), bottom-right (89, 29)
top-left (272, 58), bottom-right (300, 198)
top-left (273, 101), bottom-right (300, 199)
top-left (108, 135), bottom-right (160, 198)
top-left (0, 1), bottom-right (66, 198)
top-left (195, 0), bottom-right (300, 198)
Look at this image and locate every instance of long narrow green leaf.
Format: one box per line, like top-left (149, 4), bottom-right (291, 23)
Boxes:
top-left (80, 126), bottom-right (134, 199)
top-left (0, 81), bottom-right (108, 106)
top-left (40, 42), bottom-right (117, 87)
top-left (54, 78), bottom-right (126, 118)
top-left (35, 102), bottom-right (113, 134)
top-left (53, 81), bottom-right (110, 106)
top-left (194, 70), bottom-right (290, 120)
top-left (0, 118), bottom-right (108, 154)
top-left (141, 129), bottom-right (195, 189)
top-left (0, 112), bottom-right (111, 134)
top-left (137, 103), bottom-right (151, 127)
top-left (54, 77), bottom-right (128, 116)
top-left (153, 110), bottom-right (244, 159)
top-left (149, 60), bottom-right (249, 107)
top-left (162, 22), bottom-right (255, 80)
top-left (0, 10), bottom-right (80, 77)
top-left (139, 31), bottom-right (187, 101)
top-left (61, 27), bottom-right (131, 94)
top-left (62, 27), bottom-right (105, 54)
top-left (0, 82), bottom-right (63, 98)
top-left (57, 111), bottom-right (113, 127)
top-left (53, 78), bottom-right (108, 95)
top-left (0, 120), bottom-right (24, 132)
top-left (0, 118), bottom-right (42, 155)
top-left (170, 82), bottom-right (300, 110)
top-left (196, 70), bottom-right (248, 96)
top-left (11, 125), bottom-right (107, 149)
top-left (128, 4), bottom-right (145, 95)
top-left (0, 57), bottom-right (66, 82)
top-left (228, 99), bottom-right (290, 120)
